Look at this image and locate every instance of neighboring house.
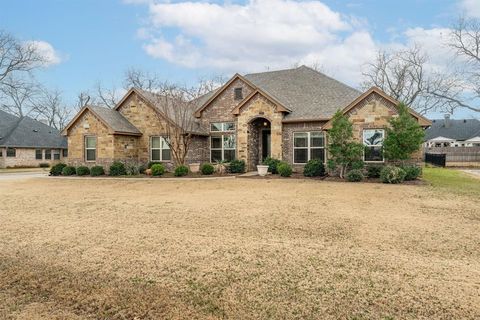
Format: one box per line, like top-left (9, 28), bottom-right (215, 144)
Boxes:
top-left (425, 115), bottom-right (480, 147)
top-left (62, 66), bottom-right (431, 171)
top-left (0, 110), bottom-right (68, 168)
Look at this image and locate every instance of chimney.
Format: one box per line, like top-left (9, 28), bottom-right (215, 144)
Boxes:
top-left (444, 114), bottom-right (451, 128)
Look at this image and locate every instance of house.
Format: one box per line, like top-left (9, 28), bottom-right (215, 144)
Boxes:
top-left (425, 115), bottom-right (480, 147)
top-left (0, 110), bottom-right (68, 168)
top-left (63, 66), bottom-right (431, 171)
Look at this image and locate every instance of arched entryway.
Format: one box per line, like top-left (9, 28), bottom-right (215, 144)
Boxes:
top-left (248, 117), bottom-right (271, 170)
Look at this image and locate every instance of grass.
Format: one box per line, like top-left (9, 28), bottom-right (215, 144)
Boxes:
top-left (0, 178), bottom-right (479, 319)
top-left (423, 167), bottom-right (480, 196)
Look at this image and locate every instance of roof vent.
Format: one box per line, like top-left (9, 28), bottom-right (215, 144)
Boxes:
top-left (444, 114), bottom-right (451, 128)
top-left (33, 129), bottom-right (38, 132)
top-left (464, 119), bottom-right (467, 123)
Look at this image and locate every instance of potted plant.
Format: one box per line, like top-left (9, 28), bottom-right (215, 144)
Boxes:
top-left (257, 163), bottom-right (269, 176)
top-left (189, 162), bottom-right (200, 173)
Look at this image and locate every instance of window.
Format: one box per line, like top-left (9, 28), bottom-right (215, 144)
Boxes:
top-left (35, 149), bottom-right (43, 160)
top-left (63, 149), bottom-right (68, 157)
top-left (293, 132), bottom-right (325, 164)
top-left (234, 87), bottom-right (243, 100)
top-left (150, 136), bottom-right (171, 161)
top-left (6, 148), bottom-right (15, 157)
top-left (53, 149), bottom-right (60, 160)
top-left (211, 135), bottom-right (236, 162)
top-left (363, 129), bottom-right (384, 162)
top-left (45, 149), bottom-right (52, 160)
top-left (210, 122), bottom-right (235, 132)
top-left (85, 136), bottom-right (96, 162)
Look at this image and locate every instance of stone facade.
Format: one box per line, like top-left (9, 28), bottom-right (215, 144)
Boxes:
top-left (0, 147), bottom-right (65, 168)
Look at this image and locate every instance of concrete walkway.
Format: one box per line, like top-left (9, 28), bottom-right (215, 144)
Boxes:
top-left (462, 169), bottom-right (480, 179)
top-left (0, 171), bottom-right (48, 181)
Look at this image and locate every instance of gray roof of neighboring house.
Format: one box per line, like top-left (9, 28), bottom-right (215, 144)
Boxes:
top-left (89, 106), bottom-right (141, 135)
top-left (0, 110), bottom-right (67, 148)
top-left (244, 65), bottom-right (362, 120)
top-left (425, 118), bottom-right (480, 141)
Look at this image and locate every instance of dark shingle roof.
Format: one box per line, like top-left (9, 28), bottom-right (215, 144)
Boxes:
top-left (244, 66), bottom-right (361, 120)
top-left (425, 118), bottom-right (480, 141)
top-left (0, 110), bottom-right (67, 148)
top-left (89, 106), bottom-right (141, 135)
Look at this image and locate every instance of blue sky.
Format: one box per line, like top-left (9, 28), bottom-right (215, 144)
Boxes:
top-left (1, 0), bottom-right (478, 118)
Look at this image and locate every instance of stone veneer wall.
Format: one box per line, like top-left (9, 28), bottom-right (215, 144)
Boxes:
top-left (282, 121), bottom-right (327, 171)
top-left (0, 148), bottom-right (65, 168)
top-left (66, 109), bottom-right (116, 167)
top-left (237, 93), bottom-right (283, 170)
top-left (186, 135), bottom-right (208, 164)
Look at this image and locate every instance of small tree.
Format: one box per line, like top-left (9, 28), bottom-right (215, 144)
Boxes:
top-left (328, 111), bottom-right (363, 179)
top-left (383, 103), bottom-right (425, 163)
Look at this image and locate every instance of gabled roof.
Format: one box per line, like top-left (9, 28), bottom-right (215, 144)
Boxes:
top-left (323, 87), bottom-right (432, 129)
top-left (62, 105), bottom-right (141, 136)
top-left (0, 110), bottom-right (67, 148)
top-left (425, 118), bottom-right (480, 141)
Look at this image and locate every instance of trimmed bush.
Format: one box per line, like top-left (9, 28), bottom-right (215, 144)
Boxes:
top-left (380, 166), bottom-right (406, 184)
top-left (109, 161), bottom-right (126, 176)
top-left (228, 159), bottom-right (246, 173)
top-left (139, 164), bottom-right (147, 174)
top-left (346, 169), bottom-right (364, 182)
top-left (62, 166), bottom-right (76, 176)
top-left (90, 166), bottom-right (105, 176)
top-left (50, 163), bottom-right (66, 176)
top-left (277, 162), bottom-right (293, 177)
top-left (200, 163), bottom-right (215, 175)
top-left (147, 161), bottom-right (161, 169)
top-left (350, 160), bottom-right (364, 170)
top-left (402, 165), bottom-right (422, 181)
top-left (151, 163), bottom-right (165, 176)
top-left (263, 157), bottom-right (281, 174)
top-left (174, 165), bottom-right (189, 177)
top-left (39, 163), bottom-right (49, 168)
top-left (76, 166), bottom-right (90, 176)
top-left (366, 165), bottom-right (383, 178)
top-left (303, 159), bottom-right (325, 177)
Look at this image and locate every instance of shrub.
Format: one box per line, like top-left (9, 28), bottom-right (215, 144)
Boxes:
top-left (228, 159), bottom-right (246, 173)
top-left (380, 166), bottom-right (406, 184)
top-left (50, 163), bottom-right (66, 176)
top-left (125, 163), bottom-right (142, 175)
top-left (350, 160), bottom-right (364, 170)
top-left (174, 165), bottom-right (189, 177)
top-left (303, 159), bottom-right (325, 177)
top-left (39, 163), bottom-right (49, 168)
top-left (401, 165), bottom-right (422, 181)
top-left (277, 162), bottom-right (292, 177)
top-left (346, 169), bottom-right (364, 182)
top-left (90, 166), bottom-right (105, 176)
top-left (147, 161), bottom-right (161, 169)
top-left (366, 165), bottom-right (383, 178)
top-left (109, 161), bottom-right (126, 176)
top-left (200, 163), bottom-right (214, 175)
top-left (151, 163), bottom-right (165, 176)
top-left (62, 166), bottom-right (76, 176)
top-left (263, 157), bottom-right (281, 174)
top-left (76, 166), bottom-right (90, 176)
top-left (138, 164), bottom-right (147, 174)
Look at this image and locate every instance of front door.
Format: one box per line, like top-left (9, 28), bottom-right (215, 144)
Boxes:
top-left (261, 129), bottom-right (271, 160)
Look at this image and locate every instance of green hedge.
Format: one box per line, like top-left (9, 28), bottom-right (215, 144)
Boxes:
top-left (109, 161), bottom-right (126, 176)
top-left (263, 157), bottom-right (281, 174)
top-left (303, 159), bottom-right (325, 177)
top-left (228, 159), bottom-right (245, 173)
top-left (76, 166), bottom-right (90, 176)
top-left (380, 166), bottom-right (406, 184)
top-left (151, 163), bottom-right (165, 176)
top-left (277, 162), bottom-right (292, 177)
top-left (90, 166), bottom-right (105, 176)
top-left (50, 163), bottom-right (66, 176)
top-left (62, 166), bottom-right (76, 176)
top-left (346, 169), bottom-right (364, 182)
top-left (174, 165), bottom-right (189, 177)
top-left (200, 163), bottom-right (214, 175)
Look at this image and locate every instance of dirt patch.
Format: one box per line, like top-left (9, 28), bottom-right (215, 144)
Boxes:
top-left (0, 178), bottom-right (479, 319)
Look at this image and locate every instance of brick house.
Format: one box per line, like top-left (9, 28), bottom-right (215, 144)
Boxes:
top-left (0, 110), bottom-right (68, 168)
top-left (63, 66), bottom-right (431, 171)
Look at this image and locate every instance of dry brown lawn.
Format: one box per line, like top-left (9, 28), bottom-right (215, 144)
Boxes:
top-left (0, 177), bottom-right (479, 319)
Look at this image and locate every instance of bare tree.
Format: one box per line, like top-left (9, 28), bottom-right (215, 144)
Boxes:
top-left (73, 91), bottom-right (94, 112)
top-left (123, 67), bottom-right (162, 91)
top-left (95, 81), bottom-right (120, 108)
top-left (0, 76), bottom-right (40, 117)
top-left (151, 82), bottom-right (209, 165)
top-left (0, 30), bottom-right (45, 86)
top-left (31, 88), bottom-right (71, 130)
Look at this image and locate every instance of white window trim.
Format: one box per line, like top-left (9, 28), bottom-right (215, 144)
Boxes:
top-left (293, 131), bottom-right (326, 165)
top-left (363, 129), bottom-right (385, 163)
top-left (150, 136), bottom-right (171, 162)
top-left (210, 122), bottom-right (235, 133)
top-left (85, 136), bottom-right (96, 162)
top-left (210, 134), bottom-right (236, 162)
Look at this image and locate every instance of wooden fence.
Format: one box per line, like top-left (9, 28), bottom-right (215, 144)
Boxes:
top-left (424, 147), bottom-right (480, 167)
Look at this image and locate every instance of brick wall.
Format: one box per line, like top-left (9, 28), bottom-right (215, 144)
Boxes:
top-left (0, 147), bottom-right (65, 168)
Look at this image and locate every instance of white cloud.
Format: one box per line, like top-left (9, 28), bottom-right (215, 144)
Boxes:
top-left (461, 0), bottom-right (480, 18)
top-left (131, 0), bottom-right (457, 87)
top-left (26, 40), bottom-right (63, 66)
